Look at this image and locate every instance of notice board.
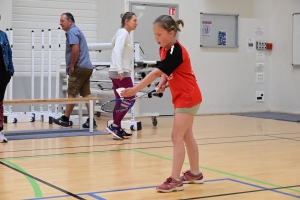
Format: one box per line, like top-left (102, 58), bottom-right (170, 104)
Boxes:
top-left (200, 13), bottom-right (239, 47)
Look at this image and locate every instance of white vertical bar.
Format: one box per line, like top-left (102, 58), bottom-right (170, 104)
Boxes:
top-left (31, 30), bottom-right (35, 112)
top-left (40, 30), bottom-right (44, 112)
top-left (130, 71), bottom-right (135, 121)
top-left (55, 27), bottom-right (61, 115)
top-left (134, 43), bottom-right (140, 61)
top-left (5, 28), bottom-right (9, 37)
top-left (79, 102), bottom-right (82, 131)
top-left (48, 29), bottom-right (52, 113)
top-left (89, 100), bottom-right (93, 133)
top-left (9, 29), bottom-right (13, 49)
top-left (134, 98), bottom-right (140, 116)
top-left (130, 39), bottom-right (136, 121)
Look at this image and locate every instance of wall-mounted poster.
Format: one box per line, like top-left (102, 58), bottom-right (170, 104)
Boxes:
top-left (218, 30), bottom-right (227, 46)
top-left (200, 13), bottom-right (238, 47)
top-left (202, 21), bottom-right (212, 36)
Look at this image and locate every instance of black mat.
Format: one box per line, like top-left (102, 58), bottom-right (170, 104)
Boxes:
top-left (4, 128), bottom-right (109, 140)
top-left (233, 112), bottom-right (300, 122)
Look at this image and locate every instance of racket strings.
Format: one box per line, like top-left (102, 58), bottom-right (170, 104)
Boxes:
top-left (101, 89), bottom-right (159, 113)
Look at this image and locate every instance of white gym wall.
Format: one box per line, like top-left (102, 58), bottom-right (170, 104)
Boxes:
top-left (0, 0), bottom-right (99, 111)
top-left (268, 0), bottom-right (300, 114)
top-left (1, 0), bottom-right (300, 115)
top-left (121, 0), bottom-right (271, 115)
top-left (0, 0), bottom-right (12, 29)
top-left (121, 0), bottom-right (300, 115)
top-left (12, 0), bottom-right (98, 72)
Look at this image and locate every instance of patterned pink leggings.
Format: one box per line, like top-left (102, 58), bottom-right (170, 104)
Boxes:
top-left (110, 77), bottom-right (135, 127)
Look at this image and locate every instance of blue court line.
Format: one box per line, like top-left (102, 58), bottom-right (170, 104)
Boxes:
top-left (228, 178), bottom-right (300, 199)
top-left (24, 179), bottom-right (226, 200)
top-left (24, 186), bottom-right (156, 200)
top-left (86, 193), bottom-right (105, 200)
top-left (24, 178), bottom-right (300, 200)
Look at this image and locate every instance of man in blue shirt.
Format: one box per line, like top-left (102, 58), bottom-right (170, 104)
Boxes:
top-left (52, 12), bottom-right (97, 129)
top-left (0, 30), bottom-right (14, 142)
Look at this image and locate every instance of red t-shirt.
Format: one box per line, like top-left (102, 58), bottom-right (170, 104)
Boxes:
top-left (156, 41), bottom-right (202, 108)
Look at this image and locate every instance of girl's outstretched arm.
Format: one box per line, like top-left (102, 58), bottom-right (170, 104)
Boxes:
top-left (121, 68), bottom-right (164, 97)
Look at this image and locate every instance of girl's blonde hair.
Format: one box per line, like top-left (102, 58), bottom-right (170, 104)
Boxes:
top-left (153, 15), bottom-right (184, 35)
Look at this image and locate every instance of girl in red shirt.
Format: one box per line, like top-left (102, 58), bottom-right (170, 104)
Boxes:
top-left (121, 15), bottom-right (203, 193)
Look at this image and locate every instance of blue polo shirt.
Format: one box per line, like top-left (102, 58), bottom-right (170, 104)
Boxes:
top-left (65, 24), bottom-right (93, 74)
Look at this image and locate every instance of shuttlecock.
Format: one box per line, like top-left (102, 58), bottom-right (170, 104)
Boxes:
top-left (116, 87), bottom-right (125, 97)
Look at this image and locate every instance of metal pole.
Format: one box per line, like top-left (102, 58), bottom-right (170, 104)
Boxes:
top-left (48, 29), bottom-right (52, 113)
top-left (31, 30), bottom-right (35, 112)
top-left (55, 27), bottom-right (61, 115)
top-left (40, 30), bottom-right (44, 112)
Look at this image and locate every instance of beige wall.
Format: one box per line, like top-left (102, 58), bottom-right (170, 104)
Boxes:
top-left (123, 0), bottom-right (271, 114)
top-left (97, 0), bottom-right (125, 61)
top-left (269, 0), bottom-right (300, 113)
top-left (4, 0), bottom-right (300, 114)
top-left (0, 0), bottom-right (12, 30)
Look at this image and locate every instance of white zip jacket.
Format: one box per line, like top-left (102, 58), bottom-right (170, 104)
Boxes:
top-left (109, 28), bottom-right (134, 74)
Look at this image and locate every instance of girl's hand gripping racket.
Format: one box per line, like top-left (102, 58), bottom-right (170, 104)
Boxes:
top-left (101, 87), bottom-right (162, 113)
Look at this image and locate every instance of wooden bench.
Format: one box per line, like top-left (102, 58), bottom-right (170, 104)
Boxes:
top-left (3, 97), bottom-right (103, 133)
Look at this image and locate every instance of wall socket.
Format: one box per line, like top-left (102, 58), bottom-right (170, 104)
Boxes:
top-left (256, 91), bottom-right (265, 102)
top-left (256, 62), bottom-right (265, 67)
top-left (256, 72), bottom-right (265, 83)
top-left (256, 42), bottom-right (267, 50)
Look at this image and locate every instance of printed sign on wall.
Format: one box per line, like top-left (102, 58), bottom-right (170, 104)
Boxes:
top-left (169, 8), bottom-right (176, 16)
top-left (202, 21), bottom-right (212, 36)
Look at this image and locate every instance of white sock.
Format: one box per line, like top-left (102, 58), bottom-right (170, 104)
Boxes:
top-left (191, 171), bottom-right (201, 176)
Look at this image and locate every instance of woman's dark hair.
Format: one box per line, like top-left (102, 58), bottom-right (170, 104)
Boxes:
top-left (120, 12), bottom-right (136, 27)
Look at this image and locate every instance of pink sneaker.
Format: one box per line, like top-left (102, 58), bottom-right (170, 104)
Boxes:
top-left (156, 177), bottom-right (184, 193)
top-left (181, 170), bottom-right (204, 184)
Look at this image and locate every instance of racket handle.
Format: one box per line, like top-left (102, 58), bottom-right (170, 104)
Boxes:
top-left (153, 93), bottom-right (163, 98)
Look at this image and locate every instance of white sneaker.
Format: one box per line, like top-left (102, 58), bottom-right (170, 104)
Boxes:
top-left (0, 131), bottom-right (8, 143)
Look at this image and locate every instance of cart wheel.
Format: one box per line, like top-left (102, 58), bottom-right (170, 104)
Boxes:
top-left (151, 116), bottom-right (158, 126)
top-left (130, 125), bottom-right (135, 131)
top-left (69, 121), bottom-right (73, 126)
top-left (31, 117), bottom-right (35, 122)
top-left (13, 118), bottom-right (18, 123)
top-left (96, 112), bottom-right (101, 117)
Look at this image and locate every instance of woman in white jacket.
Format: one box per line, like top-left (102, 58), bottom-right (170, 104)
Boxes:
top-left (106, 12), bottom-right (138, 139)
